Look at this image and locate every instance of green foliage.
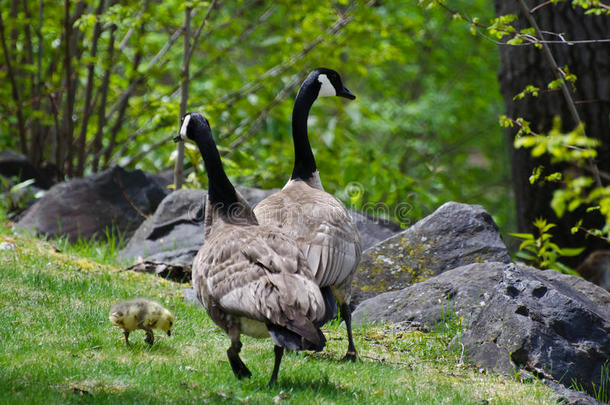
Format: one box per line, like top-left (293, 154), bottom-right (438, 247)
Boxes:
top-left (514, 119), bottom-right (598, 162)
top-left (1, 0), bottom-right (510, 229)
top-left (513, 85), bottom-right (540, 101)
top-left (511, 115), bottom-right (609, 242)
top-left (0, 177), bottom-right (42, 216)
top-left (511, 218), bottom-right (584, 275)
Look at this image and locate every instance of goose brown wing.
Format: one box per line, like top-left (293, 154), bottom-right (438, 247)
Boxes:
top-left (254, 182), bottom-right (362, 289)
top-left (192, 225), bottom-right (325, 328)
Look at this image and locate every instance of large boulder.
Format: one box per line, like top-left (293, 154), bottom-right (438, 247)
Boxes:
top-left (350, 202), bottom-right (511, 307)
top-left (462, 264), bottom-right (610, 399)
top-left (16, 166), bottom-right (169, 242)
top-left (0, 150), bottom-right (54, 189)
top-left (352, 262), bottom-right (504, 328)
top-left (353, 262), bottom-right (610, 399)
top-left (348, 209), bottom-right (402, 250)
top-left (118, 188), bottom-right (207, 266)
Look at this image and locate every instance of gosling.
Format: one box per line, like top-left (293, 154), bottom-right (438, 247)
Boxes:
top-left (109, 298), bottom-right (174, 346)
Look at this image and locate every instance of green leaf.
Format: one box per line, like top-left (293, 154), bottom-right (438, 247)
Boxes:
top-left (558, 247), bottom-right (585, 256)
top-left (510, 233), bottom-right (534, 240)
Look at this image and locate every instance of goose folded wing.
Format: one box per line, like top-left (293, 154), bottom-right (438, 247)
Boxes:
top-left (201, 229), bottom-right (325, 326)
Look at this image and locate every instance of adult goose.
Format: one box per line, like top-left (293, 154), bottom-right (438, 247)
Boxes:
top-left (175, 112), bottom-right (327, 385)
top-left (253, 68), bottom-right (362, 361)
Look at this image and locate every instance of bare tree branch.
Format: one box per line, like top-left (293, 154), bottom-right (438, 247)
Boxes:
top-left (436, 1), bottom-right (610, 47)
top-left (61, 0), bottom-right (87, 177)
top-left (187, 0), bottom-right (217, 61)
top-left (224, 71), bottom-right (305, 153)
top-left (0, 10), bottom-right (28, 155)
top-left (123, 137), bottom-right (172, 168)
top-left (174, 6), bottom-right (192, 190)
top-left (117, 0), bottom-right (150, 52)
top-left (170, 3), bottom-right (275, 103)
top-left (105, 23), bottom-right (185, 123)
top-left (76, 0), bottom-right (106, 177)
top-left (91, 25), bottom-right (116, 173)
top-left (108, 118), bottom-right (156, 166)
top-left (216, 14), bottom-right (353, 107)
top-left (23, 0), bottom-right (42, 165)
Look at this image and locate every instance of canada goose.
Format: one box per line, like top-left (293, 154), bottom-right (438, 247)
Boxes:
top-left (174, 112), bottom-right (328, 385)
top-left (109, 298), bottom-right (174, 346)
top-left (253, 68), bottom-right (362, 361)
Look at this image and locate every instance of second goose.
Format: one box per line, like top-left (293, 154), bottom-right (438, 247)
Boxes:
top-left (254, 68), bottom-right (362, 361)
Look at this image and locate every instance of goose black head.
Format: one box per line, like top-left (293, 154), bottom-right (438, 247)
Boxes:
top-left (311, 68), bottom-right (356, 100)
top-left (173, 112), bottom-right (211, 143)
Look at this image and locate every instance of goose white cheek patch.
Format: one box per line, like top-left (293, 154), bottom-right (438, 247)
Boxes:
top-left (318, 74), bottom-right (336, 97)
top-left (179, 114), bottom-right (191, 139)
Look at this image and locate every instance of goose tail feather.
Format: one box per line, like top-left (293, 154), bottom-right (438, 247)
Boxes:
top-left (267, 318), bottom-right (326, 352)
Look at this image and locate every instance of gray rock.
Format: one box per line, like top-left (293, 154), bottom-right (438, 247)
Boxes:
top-left (235, 185), bottom-right (278, 207)
top-left (348, 209), bottom-right (402, 250)
top-left (16, 166), bottom-right (169, 242)
top-left (462, 263), bottom-right (610, 398)
top-left (351, 202), bottom-right (511, 307)
top-left (352, 262), bottom-right (505, 328)
top-left (542, 378), bottom-right (604, 405)
top-left (118, 188), bottom-right (207, 266)
top-left (0, 150), bottom-right (54, 189)
top-left (353, 261), bottom-right (610, 400)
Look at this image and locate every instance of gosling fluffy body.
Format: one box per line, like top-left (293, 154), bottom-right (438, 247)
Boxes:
top-left (109, 298), bottom-right (174, 346)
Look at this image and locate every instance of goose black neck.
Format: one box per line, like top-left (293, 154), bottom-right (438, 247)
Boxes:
top-left (191, 131), bottom-right (238, 211)
top-left (290, 85), bottom-right (317, 181)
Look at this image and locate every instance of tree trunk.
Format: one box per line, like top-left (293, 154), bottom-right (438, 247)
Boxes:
top-left (494, 1), bottom-right (610, 265)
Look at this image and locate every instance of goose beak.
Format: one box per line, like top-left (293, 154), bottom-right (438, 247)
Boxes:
top-left (338, 86), bottom-right (356, 100)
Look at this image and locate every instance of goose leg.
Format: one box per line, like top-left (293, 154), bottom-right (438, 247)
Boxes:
top-left (227, 339), bottom-right (252, 379)
top-left (268, 345), bottom-right (284, 387)
top-left (340, 303), bottom-right (359, 362)
top-left (123, 330), bottom-right (130, 346)
top-left (144, 329), bottom-right (154, 346)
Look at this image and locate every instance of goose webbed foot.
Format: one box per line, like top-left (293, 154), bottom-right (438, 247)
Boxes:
top-left (340, 302), bottom-right (360, 362)
top-left (268, 345), bottom-right (284, 387)
top-left (341, 351), bottom-right (360, 362)
top-left (227, 340), bottom-right (252, 379)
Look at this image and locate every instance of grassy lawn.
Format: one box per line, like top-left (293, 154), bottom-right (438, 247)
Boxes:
top-left (0, 221), bottom-right (557, 404)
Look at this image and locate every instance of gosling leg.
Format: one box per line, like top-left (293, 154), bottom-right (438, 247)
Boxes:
top-left (123, 330), bottom-right (131, 346)
top-left (144, 329), bottom-right (154, 346)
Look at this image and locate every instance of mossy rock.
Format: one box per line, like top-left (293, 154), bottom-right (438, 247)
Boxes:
top-left (351, 202), bottom-right (510, 307)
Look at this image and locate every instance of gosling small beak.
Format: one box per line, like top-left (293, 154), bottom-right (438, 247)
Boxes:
top-left (167, 330), bottom-right (171, 336)
top-left (173, 135), bottom-right (182, 143)
top-left (338, 86), bottom-right (356, 100)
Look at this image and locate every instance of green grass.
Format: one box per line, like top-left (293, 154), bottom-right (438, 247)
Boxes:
top-left (0, 222), bottom-right (557, 404)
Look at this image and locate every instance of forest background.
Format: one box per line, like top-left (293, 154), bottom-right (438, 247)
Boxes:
top-left (1, 0), bottom-right (608, 265)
